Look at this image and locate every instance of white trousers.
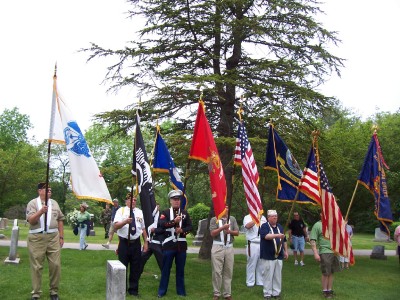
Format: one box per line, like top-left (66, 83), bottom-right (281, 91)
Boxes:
top-left (261, 259), bottom-right (283, 297)
top-left (246, 242), bottom-right (263, 286)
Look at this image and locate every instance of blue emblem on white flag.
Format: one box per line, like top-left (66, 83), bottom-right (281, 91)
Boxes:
top-left (49, 75), bottom-right (112, 203)
top-left (64, 121), bottom-right (91, 158)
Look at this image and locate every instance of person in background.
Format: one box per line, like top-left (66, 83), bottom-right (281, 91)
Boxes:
top-left (100, 203), bottom-right (112, 239)
top-left (395, 224), bottom-right (400, 264)
top-left (102, 198), bottom-right (120, 249)
top-left (26, 182), bottom-right (65, 300)
top-left (339, 220), bottom-right (353, 269)
top-left (310, 213), bottom-right (340, 299)
top-left (243, 213), bottom-right (267, 287)
top-left (260, 209), bottom-right (288, 300)
top-left (114, 194), bottom-right (148, 297)
top-left (288, 211), bottom-right (309, 266)
top-left (210, 206), bottom-right (239, 300)
top-left (76, 202), bottom-right (90, 250)
top-left (157, 190), bottom-right (192, 298)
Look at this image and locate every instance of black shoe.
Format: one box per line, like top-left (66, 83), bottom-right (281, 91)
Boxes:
top-left (50, 295), bottom-right (59, 300)
top-left (31, 297), bottom-right (39, 300)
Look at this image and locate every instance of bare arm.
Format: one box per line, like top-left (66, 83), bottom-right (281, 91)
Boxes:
top-left (58, 220), bottom-right (64, 247)
top-left (27, 205), bottom-right (48, 225)
top-left (310, 240), bottom-right (320, 262)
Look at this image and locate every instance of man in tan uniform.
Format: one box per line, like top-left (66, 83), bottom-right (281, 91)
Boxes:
top-left (26, 183), bottom-right (65, 300)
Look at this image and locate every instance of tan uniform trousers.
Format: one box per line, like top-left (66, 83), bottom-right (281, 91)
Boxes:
top-left (211, 244), bottom-right (234, 298)
top-left (27, 232), bottom-right (61, 297)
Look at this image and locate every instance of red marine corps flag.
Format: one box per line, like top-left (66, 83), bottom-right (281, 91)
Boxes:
top-left (189, 100), bottom-right (227, 221)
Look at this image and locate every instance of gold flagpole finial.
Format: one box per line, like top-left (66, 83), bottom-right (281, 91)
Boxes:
top-left (312, 130), bottom-right (320, 138)
top-left (237, 95), bottom-right (244, 121)
top-left (372, 124), bottom-right (379, 133)
top-left (53, 62), bottom-right (57, 78)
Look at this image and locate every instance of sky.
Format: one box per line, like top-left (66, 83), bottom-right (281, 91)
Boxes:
top-left (1, 0), bottom-right (399, 143)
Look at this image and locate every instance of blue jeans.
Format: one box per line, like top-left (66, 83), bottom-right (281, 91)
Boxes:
top-left (292, 235), bottom-right (305, 252)
top-left (78, 224), bottom-right (87, 250)
top-left (158, 249), bottom-right (187, 296)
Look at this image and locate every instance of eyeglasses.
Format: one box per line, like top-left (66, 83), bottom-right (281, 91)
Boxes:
top-left (171, 197), bottom-right (181, 201)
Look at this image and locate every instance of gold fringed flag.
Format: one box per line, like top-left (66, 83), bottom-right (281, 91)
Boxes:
top-left (299, 140), bottom-right (354, 265)
top-left (234, 120), bottom-right (263, 225)
top-left (49, 74), bottom-right (112, 203)
top-left (357, 131), bottom-right (393, 236)
top-left (189, 100), bottom-right (227, 220)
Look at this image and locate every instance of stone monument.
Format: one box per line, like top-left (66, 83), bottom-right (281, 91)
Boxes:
top-left (192, 218), bottom-right (208, 246)
top-left (5, 219), bottom-right (20, 264)
top-left (106, 260), bottom-right (126, 300)
top-left (0, 217), bottom-right (9, 229)
top-left (373, 228), bottom-right (390, 242)
top-left (370, 245), bottom-right (387, 260)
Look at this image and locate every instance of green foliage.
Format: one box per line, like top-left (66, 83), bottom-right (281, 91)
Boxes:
top-left (187, 203), bottom-right (210, 234)
top-left (0, 108), bottom-right (48, 215)
top-left (0, 107), bottom-right (32, 149)
top-left (3, 204), bottom-right (27, 220)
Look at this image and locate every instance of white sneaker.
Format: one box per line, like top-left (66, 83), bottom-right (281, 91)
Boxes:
top-left (300, 261), bottom-right (305, 266)
top-left (102, 244), bottom-right (110, 249)
top-left (294, 260), bottom-right (298, 265)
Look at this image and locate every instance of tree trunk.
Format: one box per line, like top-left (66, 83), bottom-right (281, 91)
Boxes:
top-left (198, 203), bottom-right (215, 259)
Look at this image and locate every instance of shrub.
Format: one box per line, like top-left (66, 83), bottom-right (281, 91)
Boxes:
top-left (188, 203), bottom-right (210, 235)
top-left (4, 204), bottom-right (26, 220)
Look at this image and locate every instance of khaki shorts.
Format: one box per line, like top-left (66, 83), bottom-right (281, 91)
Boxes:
top-left (320, 253), bottom-right (340, 275)
top-left (108, 222), bottom-right (116, 235)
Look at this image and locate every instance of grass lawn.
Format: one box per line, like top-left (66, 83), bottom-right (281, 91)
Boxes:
top-left (2, 222), bottom-right (397, 251)
top-left (1, 224), bottom-right (399, 299)
top-left (0, 247), bottom-right (399, 300)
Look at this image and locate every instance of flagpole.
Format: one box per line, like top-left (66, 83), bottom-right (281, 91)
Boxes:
top-left (43, 65), bottom-right (58, 231)
top-left (344, 182), bottom-right (359, 222)
top-left (284, 191), bottom-right (299, 231)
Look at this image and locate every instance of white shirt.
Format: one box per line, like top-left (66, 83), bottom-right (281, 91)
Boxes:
top-left (243, 214), bottom-right (267, 242)
top-left (114, 206), bottom-right (145, 240)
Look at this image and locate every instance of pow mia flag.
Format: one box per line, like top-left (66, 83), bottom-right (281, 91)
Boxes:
top-left (132, 111), bottom-right (157, 236)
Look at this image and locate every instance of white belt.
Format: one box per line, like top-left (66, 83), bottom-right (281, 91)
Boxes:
top-left (29, 228), bottom-right (58, 234)
top-left (213, 241), bottom-right (233, 248)
top-left (162, 235), bottom-right (186, 245)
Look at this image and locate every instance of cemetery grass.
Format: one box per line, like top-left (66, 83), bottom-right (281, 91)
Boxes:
top-left (1, 246), bottom-right (399, 300)
top-left (2, 223), bottom-right (398, 251)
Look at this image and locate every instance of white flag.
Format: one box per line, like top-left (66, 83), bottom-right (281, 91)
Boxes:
top-left (49, 75), bottom-right (112, 203)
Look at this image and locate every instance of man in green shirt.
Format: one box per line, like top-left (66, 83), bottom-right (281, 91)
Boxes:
top-left (310, 213), bottom-right (340, 299)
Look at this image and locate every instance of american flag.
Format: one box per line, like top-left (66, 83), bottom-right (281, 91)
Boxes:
top-left (298, 147), bottom-right (321, 205)
top-left (234, 121), bottom-right (263, 225)
top-left (299, 145), bottom-right (354, 265)
top-left (319, 162), bottom-right (354, 265)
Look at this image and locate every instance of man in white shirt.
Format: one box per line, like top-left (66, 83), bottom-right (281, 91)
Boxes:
top-left (114, 194), bottom-right (148, 297)
top-left (243, 213), bottom-right (267, 287)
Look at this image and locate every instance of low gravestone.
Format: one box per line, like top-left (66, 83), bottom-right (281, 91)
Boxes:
top-left (373, 228), bottom-right (390, 242)
top-left (370, 245), bottom-right (387, 260)
top-left (0, 217), bottom-right (9, 229)
top-left (5, 219), bottom-right (20, 264)
top-left (106, 260), bottom-right (126, 300)
top-left (193, 219), bottom-right (208, 246)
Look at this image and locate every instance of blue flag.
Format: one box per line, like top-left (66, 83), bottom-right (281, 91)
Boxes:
top-left (265, 124), bottom-right (316, 204)
top-left (153, 126), bottom-right (187, 210)
top-left (358, 132), bottom-right (393, 236)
